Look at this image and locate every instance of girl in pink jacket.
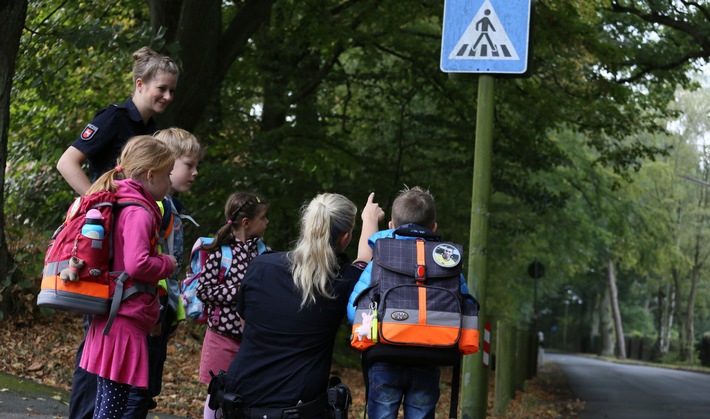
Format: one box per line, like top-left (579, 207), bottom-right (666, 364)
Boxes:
top-left (78, 135), bottom-right (177, 419)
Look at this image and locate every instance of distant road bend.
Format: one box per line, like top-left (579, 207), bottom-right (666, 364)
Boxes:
top-left (547, 352), bottom-right (710, 419)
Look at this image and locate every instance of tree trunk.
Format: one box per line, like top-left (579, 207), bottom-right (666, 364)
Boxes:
top-left (656, 283), bottom-right (674, 357)
top-left (679, 231), bottom-right (705, 364)
top-left (0, 1), bottom-right (28, 317)
top-left (608, 258), bottom-right (626, 359)
top-left (154, 0), bottom-right (276, 131)
top-left (147, 0), bottom-right (182, 42)
top-left (599, 285), bottom-right (615, 357)
top-left (672, 267), bottom-right (687, 361)
top-left (665, 282), bottom-right (675, 354)
top-left (685, 261), bottom-right (701, 364)
top-left (589, 292), bottom-right (600, 354)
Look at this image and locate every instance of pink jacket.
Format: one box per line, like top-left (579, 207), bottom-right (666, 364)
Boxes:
top-left (110, 179), bottom-right (174, 331)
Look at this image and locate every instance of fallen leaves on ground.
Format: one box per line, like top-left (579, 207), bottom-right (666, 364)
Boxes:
top-left (0, 311), bottom-right (582, 418)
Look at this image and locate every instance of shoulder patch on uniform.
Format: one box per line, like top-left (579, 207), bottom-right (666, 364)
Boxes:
top-left (352, 261), bottom-right (369, 270)
top-left (80, 124), bottom-right (99, 141)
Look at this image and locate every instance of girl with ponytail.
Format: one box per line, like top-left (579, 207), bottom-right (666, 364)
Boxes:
top-left (196, 192), bottom-right (269, 419)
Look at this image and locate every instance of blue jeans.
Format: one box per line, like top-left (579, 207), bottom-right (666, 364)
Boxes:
top-left (367, 362), bottom-right (440, 419)
top-left (69, 316), bottom-right (96, 419)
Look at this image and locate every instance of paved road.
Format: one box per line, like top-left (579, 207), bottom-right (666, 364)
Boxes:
top-left (0, 372), bottom-right (69, 418)
top-left (0, 372), bottom-right (188, 419)
top-left (548, 352), bottom-right (710, 419)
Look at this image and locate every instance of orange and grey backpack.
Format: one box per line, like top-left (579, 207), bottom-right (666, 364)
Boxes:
top-left (37, 190), bottom-right (158, 334)
top-left (350, 226), bottom-right (480, 418)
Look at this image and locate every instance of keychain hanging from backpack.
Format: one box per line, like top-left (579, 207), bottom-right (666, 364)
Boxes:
top-left (370, 301), bottom-right (378, 343)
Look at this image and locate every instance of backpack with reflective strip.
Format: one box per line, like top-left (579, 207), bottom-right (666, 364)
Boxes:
top-left (351, 229), bottom-right (479, 365)
top-left (37, 191), bottom-right (158, 334)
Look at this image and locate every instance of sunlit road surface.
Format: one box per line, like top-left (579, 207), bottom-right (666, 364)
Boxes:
top-left (547, 352), bottom-right (710, 419)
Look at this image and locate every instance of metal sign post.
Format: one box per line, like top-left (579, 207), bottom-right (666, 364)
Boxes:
top-left (440, 1), bottom-right (532, 418)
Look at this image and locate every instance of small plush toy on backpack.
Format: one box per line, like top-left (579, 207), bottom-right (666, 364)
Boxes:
top-left (181, 237), bottom-right (267, 323)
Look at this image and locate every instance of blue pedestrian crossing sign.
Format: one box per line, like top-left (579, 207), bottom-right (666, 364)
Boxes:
top-left (441, 0), bottom-right (532, 74)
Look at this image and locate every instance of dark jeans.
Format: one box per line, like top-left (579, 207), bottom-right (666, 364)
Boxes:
top-left (69, 316), bottom-right (96, 419)
top-left (123, 308), bottom-right (176, 419)
top-left (367, 362), bottom-right (440, 419)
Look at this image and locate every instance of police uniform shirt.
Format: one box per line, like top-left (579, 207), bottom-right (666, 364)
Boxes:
top-left (72, 98), bottom-right (156, 181)
top-left (227, 252), bottom-right (362, 408)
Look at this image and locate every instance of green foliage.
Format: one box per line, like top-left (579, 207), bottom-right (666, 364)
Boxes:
top-left (6, 0), bottom-right (710, 358)
top-left (9, 0), bottom-right (166, 237)
top-left (620, 305), bottom-right (656, 337)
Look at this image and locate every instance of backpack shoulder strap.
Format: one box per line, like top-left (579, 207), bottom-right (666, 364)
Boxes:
top-left (449, 356), bottom-right (462, 418)
top-left (118, 200), bottom-right (160, 246)
top-left (257, 240), bottom-right (267, 255)
top-left (178, 213), bottom-right (200, 227)
top-left (113, 199), bottom-right (151, 212)
top-left (158, 198), bottom-right (173, 232)
top-left (186, 237), bottom-right (212, 276)
top-left (156, 199), bottom-right (174, 254)
top-left (158, 199), bottom-right (174, 237)
top-left (103, 272), bottom-right (130, 334)
top-left (218, 245), bottom-right (233, 281)
top-left (393, 224), bottom-right (440, 240)
top-left (103, 200), bottom-right (159, 335)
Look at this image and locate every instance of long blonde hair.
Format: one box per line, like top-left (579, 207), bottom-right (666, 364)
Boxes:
top-left (289, 193), bottom-right (357, 308)
top-left (86, 135), bottom-right (175, 195)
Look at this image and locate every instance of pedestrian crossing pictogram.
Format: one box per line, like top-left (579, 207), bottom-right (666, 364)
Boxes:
top-left (441, 0), bottom-right (531, 74)
top-left (449, 0), bottom-right (518, 60)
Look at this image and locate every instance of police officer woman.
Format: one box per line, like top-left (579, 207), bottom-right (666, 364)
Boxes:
top-left (57, 46), bottom-right (179, 419)
top-left (57, 46), bottom-right (179, 195)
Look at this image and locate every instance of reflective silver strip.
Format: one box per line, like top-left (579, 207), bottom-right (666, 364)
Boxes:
top-left (462, 314), bottom-right (478, 330)
top-left (382, 309), bottom-right (461, 327)
top-left (353, 307), bottom-right (371, 324)
top-left (43, 260), bottom-right (70, 277)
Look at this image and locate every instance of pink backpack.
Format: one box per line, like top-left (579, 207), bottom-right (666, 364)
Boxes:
top-left (37, 191), bottom-right (156, 334)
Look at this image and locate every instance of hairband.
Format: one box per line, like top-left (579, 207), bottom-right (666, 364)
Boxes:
top-left (226, 219), bottom-right (233, 225)
top-left (115, 166), bottom-right (123, 173)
